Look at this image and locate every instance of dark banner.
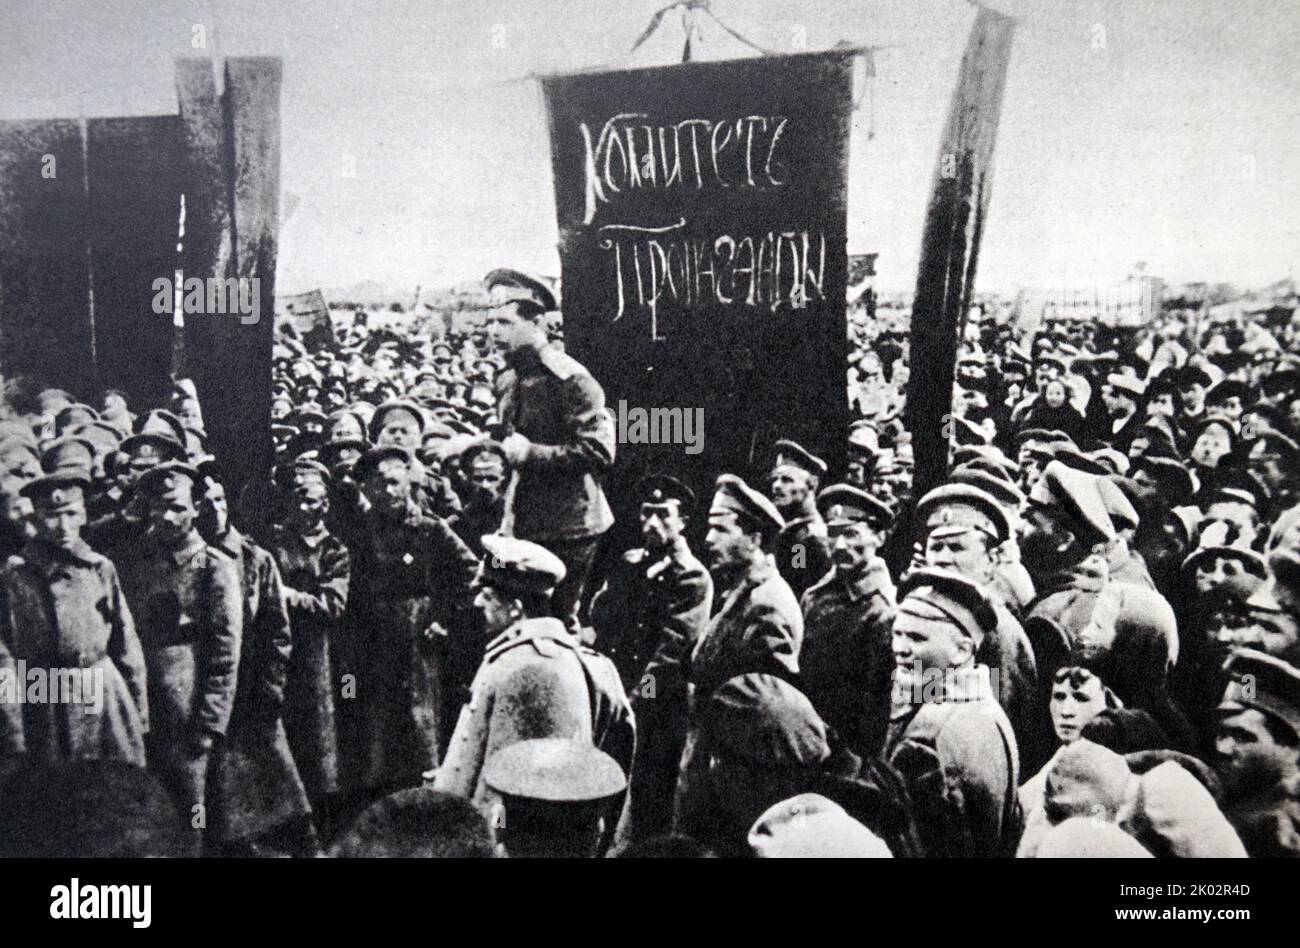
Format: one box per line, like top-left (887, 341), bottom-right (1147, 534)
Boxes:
top-left (542, 50), bottom-right (855, 520)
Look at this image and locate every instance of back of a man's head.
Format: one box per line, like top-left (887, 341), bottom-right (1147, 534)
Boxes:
top-left (0, 758), bottom-right (183, 858)
top-left (330, 787), bottom-right (494, 858)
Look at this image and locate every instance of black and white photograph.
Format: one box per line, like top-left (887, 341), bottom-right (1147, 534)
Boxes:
top-left (0, 0), bottom-right (1295, 918)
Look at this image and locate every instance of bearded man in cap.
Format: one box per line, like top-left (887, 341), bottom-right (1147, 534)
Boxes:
top-left (589, 474), bottom-right (712, 841)
top-left (1213, 649), bottom-right (1300, 857)
top-left (0, 473), bottom-right (148, 765)
top-left (768, 440), bottom-right (834, 599)
top-left (450, 441), bottom-right (508, 558)
top-left (194, 461), bottom-right (314, 856)
top-left (885, 568), bottom-right (1021, 857)
top-left (117, 462), bottom-right (243, 854)
top-left (347, 446), bottom-right (479, 796)
top-left (674, 475), bottom-right (802, 839)
top-left (797, 484), bottom-right (897, 759)
top-left (266, 459), bottom-right (351, 828)
top-left (484, 270), bottom-right (615, 630)
top-left (913, 483), bottom-right (1042, 768)
top-left (433, 536), bottom-right (632, 826)
top-left (370, 400), bottom-right (462, 521)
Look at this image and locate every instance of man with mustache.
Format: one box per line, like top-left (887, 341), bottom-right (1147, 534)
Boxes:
top-left (1213, 648), bottom-right (1300, 857)
top-left (589, 474), bottom-right (712, 842)
top-left (797, 484), bottom-right (896, 760)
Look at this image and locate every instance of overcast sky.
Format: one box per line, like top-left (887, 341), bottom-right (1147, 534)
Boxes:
top-left (2, 0), bottom-right (1297, 294)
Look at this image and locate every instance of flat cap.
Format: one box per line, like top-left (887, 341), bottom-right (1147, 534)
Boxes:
top-left (749, 793), bottom-right (892, 858)
top-left (1097, 477), bottom-right (1140, 532)
top-left (710, 474), bottom-right (784, 537)
top-left (479, 534), bottom-right (566, 597)
top-left (483, 738), bottom-right (625, 803)
top-left (816, 483), bottom-right (893, 531)
top-left (136, 461), bottom-right (200, 500)
top-left (368, 400), bottom-right (426, 441)
top-left (772, 439), bottom-right (828, 478)
top-left (1220, 648), bottom-right (1300, 736)
top-left (1105, 373), bottom-right (1147, 398)
top-left (948, 463), bottom-right (1023, 511)
top-left (484, 268), bottom-right (558, 313)
top-left (40, 436), bottom-right (96, 477)
top-left (1028, 461), bottom-right (1116, 545)
top-left (897, 568), bottom-right (998, 645)
top-left (637, 473), bottom-right (695, 511)
top-left (915, 483), bottom-right (1010, 544)
top-left (20, 472), bottom-right (89, 510)
top-left (352, 445), bottom-right (413, 483)
top-left (704, 673), bottom-right (829, 769)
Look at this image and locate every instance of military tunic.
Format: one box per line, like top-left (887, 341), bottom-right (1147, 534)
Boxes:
top-left (118, 528), bottom-right (243, 834)
top-left (885, 664), bottom-right (1021, 858)
top-left (346, 501), bottom-right (478, 790)
top-left (674, 555), bottom-right (803, 837)
top-left (0, 539), bottom-right (148, 766)
top-left (798, 560), bottom-right (896, 759)
top-left (434, 616), bottom-right (633, 816)
top-left (589, 537), bottom-right (712, 840)
top-left (772, 512), bottom-right (834, 600)
top-left (207, 528), bottom-right (312, 844)
top-left (268, 522), bottom-right (350, 804)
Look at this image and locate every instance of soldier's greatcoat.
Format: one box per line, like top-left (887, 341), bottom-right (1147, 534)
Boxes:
top-left (0, 539), bottom-right (148, 765)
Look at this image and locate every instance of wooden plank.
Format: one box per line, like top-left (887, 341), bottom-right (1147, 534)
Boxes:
top-left (85, 114), bottom-right (184, 410)
top-left (0, 119), bottom-right (95, 398)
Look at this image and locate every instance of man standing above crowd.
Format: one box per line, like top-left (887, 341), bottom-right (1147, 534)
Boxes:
top-left (484, 269), bottom-right (615, 630)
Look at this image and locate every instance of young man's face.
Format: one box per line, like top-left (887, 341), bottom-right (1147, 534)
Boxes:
top-left (467, 454), bottom-right (507, 504)
top-left (33, 498), bottom-right (86, 551)
top-left (363, 458), bottom-right (413, 517)
top-left (640, 500), bottom-right (686, 551)
top-left (376, 412), bottom-right (421, 450)
top-left (289, 481), bottom-right (329, 530)
top-left (485, 303), bottom-right (541, 353)
top-left (1146, 393), bottom-right (1175, 418)
top-left (1191, 424), bottom-right (1233, 468)
top-left (149, 492), bottom-right (196, 545)
top-left (1215, 707), bottom-right (1298, 800)
top-left (197, 479), bottom-right (230, 539)
top-left (1050, 669), bottom-right (1108, 744)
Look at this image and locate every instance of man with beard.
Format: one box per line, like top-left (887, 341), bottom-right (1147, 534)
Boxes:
top-left (885, 568), bottom-right (1020, 858)
top-left (117, 462), bottom-right (242, 855)
top-left (674, 474), bottom-right (801, 840)
top-left (485, 270), bottom-right (615, 631)
top-left (768, 440), bottom-right (834, 599)
top-left (797, 484), bottom-right (897, 759)
top-left (450, 442), bottom-right (508, 558)
top-left (1213, 648), bottom-right (1300, 857)
top-left (0, 473), bottom-right (148, 765)
top-left (347, 446), bottom-right (478, 796)
top-left (589, 474), bottom-right (712, 842)
top-left (195, 462), bottom-right (315, 856)
top-left (267, 459), bottom-right (351, 833)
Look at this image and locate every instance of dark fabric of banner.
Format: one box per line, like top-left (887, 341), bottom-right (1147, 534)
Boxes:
top-left (542, 51), bottom-right (855, 537)
top-left (906, 8), bottom-right (1016, 503)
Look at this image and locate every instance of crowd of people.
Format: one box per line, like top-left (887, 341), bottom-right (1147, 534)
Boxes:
top-left (1, 268), bottom-right (1299, 859)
